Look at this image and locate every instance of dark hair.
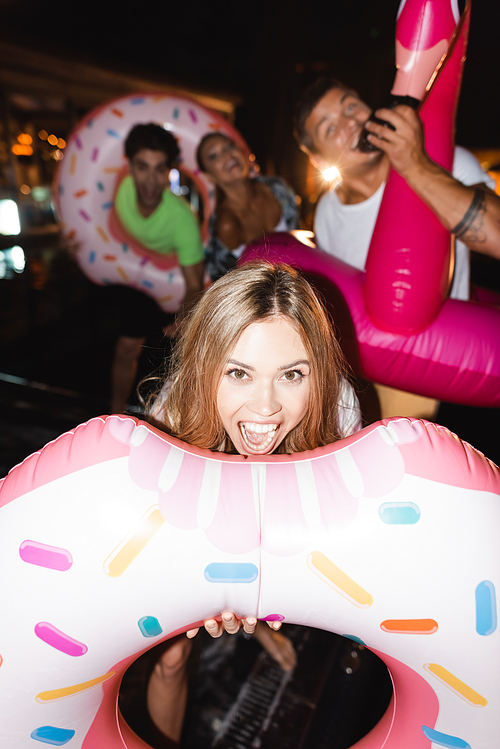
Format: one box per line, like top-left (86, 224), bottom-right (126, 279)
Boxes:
top-left (195, 131), bottom-right (235, 173)
top-left (293, 78), bottom-right (347, 152)
top-left (124, 123), bottom-right (180, 167)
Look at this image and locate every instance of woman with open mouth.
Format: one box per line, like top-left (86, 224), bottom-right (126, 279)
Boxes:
top-left (137, 261), bottom-right (361, 747)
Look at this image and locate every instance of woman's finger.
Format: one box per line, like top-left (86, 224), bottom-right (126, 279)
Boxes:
top-left (186, 627), bottom-right (200, 639)
top-left (242, 617), bottom-right (257, 635)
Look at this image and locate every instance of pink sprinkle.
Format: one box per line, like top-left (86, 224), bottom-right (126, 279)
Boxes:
top-left (260, 614), bottom-right (285, 622)
top-left (74, 135), bottom-right (83, 150)
top-left (79, 210), bottom-right (91, 222)
top-left (140, 257), bottom-right (150, 267)
top-left (35, 622), bottom-right (88, 657)
top-left (188, 109), bottom-right (198, 123)
top-left (19, 540), bottom-right (73, 571)
top-left (91, 147), bottom-right (99, 162)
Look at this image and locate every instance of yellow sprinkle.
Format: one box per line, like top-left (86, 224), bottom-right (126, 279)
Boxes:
top-left (116, 265), bottom-right (129, 282)
top-left (96, 226), bottom-right (109, 243)
top-left (424, 664), bottom-right (487, 707)
top-left (104, 507), bottom-right (165, 578)
top-left (36, 671), bottom-right (116, 703)
top-left (70, 154), bottom-right (77, 176)
top-left (308, 550), bottom-right (373, 608)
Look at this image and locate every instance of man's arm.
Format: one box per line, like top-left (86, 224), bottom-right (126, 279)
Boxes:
top-left (180, 260), bottom-right (205, 313)
top-left (163, 260), bottom-right (205, 338)
top-left (364, 105), bottom-right (500, 258)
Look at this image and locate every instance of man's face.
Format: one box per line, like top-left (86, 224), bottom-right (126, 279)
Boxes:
top-left (128, 148), bottom-right (170, 211)
top-left (302, 88), bottom-right (375, 175)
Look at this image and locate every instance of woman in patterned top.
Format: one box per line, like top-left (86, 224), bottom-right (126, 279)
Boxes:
top-left (196, 132), bottom-right (299, 281)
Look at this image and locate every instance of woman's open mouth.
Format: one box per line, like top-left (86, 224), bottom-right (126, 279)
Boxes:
top-left (238, 422), bottom-right (280, 453)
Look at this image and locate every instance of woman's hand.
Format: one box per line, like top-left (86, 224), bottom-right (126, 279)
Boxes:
top-left (186, 612), bottom-right (282, 639)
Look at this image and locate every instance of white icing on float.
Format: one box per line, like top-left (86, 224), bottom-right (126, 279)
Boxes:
top-left (0, 414), bottom-right (499, 747)
top-left (55, 93), bottom-right (248, 312)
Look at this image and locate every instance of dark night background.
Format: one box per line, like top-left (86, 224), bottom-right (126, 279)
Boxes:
top-left (1, 0), bottom-right (499, 194)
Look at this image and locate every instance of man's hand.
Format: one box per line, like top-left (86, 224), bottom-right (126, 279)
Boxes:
top-left (363, 105), bottom-right (430, 180)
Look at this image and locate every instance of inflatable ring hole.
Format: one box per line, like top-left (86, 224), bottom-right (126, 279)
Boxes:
top-left (118, 625), bottom-right (393, 748)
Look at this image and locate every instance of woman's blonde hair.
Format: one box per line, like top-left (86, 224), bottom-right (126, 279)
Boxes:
top-left (148, 262), bottom-right (349, 454)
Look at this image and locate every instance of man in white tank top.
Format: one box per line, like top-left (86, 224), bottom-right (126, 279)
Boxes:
top-left (293, 79), bottom-right (500, 300)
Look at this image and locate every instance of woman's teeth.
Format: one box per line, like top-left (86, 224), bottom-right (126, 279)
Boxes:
top-left (239, 422), bottom-right (278, 451)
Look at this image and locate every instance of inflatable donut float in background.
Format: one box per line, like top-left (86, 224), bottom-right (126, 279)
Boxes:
top-left (1, 414), bottom-right (499, 747)
top-left (55, 93), bottom-right (249, 312)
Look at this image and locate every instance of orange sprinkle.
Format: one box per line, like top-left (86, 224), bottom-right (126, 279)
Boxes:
top-left (96, 226), bottom-right (109, 243)
top-left (103, 254), bottom-right (117, 262)
top-left (116, 266), bottom-right (129, 282)
top-left (70, 154), bottom-right (77, 175)
top-left (67, 229), bottom-right (76, 240)
top-left (381, 619), bottom-right (438, 635)
top-left (208, 122), bottom-right (221, 129)
top-left (111, 108), bottom-right (124, 117)
top-left (152, 95), bottom-right (169, 103)
top-left (74, 189), bottom-right (88, 198)
top-left (104, 167), bottom-right (122, 174)
top-left (36, 671), bottom-right (116, 703)
top-left (158, 295), bottom-right (173, 302)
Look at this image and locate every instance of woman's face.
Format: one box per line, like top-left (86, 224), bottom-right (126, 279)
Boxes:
top-left (199, 135), bottom-right (249, 185)
top-left (217, 317), bottom-right (311, 455)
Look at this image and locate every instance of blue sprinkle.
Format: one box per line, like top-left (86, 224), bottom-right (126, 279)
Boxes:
top-left (58, 185), bottom-right (64, 195)
top-left (102, 201), bottom-right (114, 210)
top-left (476, 580), bottom-right (497, 636)
top-left (96, 182), bottom-right (105, 192)
top-left (142, 280), bottom-right (154, 289)
top-left (89, 251), bottom-right (96, 264)
top-left (31, 726), bottom-right (76, 745)
top-left (131, 97), bottom-right (146, 104)
top-left (204, 563), bottom-right (258, 583)
top-left (173, 108), bottom-right (179, 119)
top-left (122, 244), bottom-right (129, 252)
top-left (421, 726), bottom-right (470, 748)
top-left (379, 502), bottom-right (420, 525)
top-left (106, 129), bottom-right (121, 138)
top-left (87, 119), bottom-right (93, 128)
top-left (138, 616), bottom-right (163, 638)
top-left (168, 272), bottom-right (175, 282)
top-left (341, 634), bottom-right (366, 646)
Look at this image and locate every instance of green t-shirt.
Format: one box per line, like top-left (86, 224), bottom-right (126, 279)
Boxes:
top-left (115, 175), bottom-right (203, 266)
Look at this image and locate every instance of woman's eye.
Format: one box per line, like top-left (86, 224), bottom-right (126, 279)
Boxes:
top-left (283, 370), bottom-right (302, 381)
top-left (326, 124), bottom-right (336, 136)
top-left (228, 369), bottom-right (247, 380)
top-left (345, 102), bottom-right (357, 115)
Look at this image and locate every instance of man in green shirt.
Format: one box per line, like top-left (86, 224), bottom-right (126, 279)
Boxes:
top-left (111, 123), bottom-right (205, 413)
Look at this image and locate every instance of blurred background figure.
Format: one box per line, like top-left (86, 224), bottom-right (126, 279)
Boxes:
top-left (196, 132), bottom-right (299, 281)
top-left (110, 123), bottom-right (205, 413)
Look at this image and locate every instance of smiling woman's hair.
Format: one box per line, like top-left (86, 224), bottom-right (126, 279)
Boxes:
top-left (148, 262), bottom-right (350, 454)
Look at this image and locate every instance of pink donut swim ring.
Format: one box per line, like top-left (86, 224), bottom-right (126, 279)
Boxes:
top-left (0, 414), bottom-right (499, 747)
top-left (55, 93), bottom-right (248, 312)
